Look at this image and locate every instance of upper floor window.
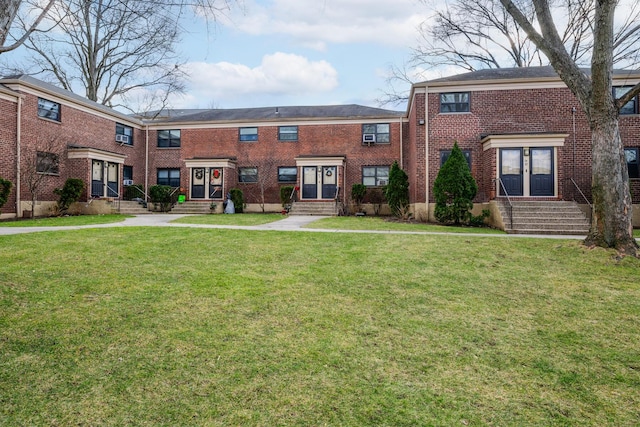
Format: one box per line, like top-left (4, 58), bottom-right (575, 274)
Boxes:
top-left (36, 151), bottom-right (59, 175)
top-left (440, 149), bottom-right (472, 170)
top-left (157, 168), bottom-right (180, 187)
top-left (116, 123), bottom-right (133, 145)
top-left (238, 167), bottom-right (258, 183)
top-left (157, 129), bottom-right (180, 148)
top-left (362, 123), bottom-right (390, 144)
top-left (440, 92), bottom-right (470, 113)
top-left (362, 166), bottom-right (389, 187)
top-left (37, 97), bottom-right (61, 121)
top-left (615, 86), bottom-right (639, 115)
top-left (279, 126), bottom-right (298, 141)
top-left (278, 167), bottom-right (297, 183)
top-left (625, 148), bottom-right (639, 178)
top-left (239, 127), bottom-right (258, 141)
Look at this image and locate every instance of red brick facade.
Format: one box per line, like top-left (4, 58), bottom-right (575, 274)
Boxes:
top-left (2, 69), bottom-right (640, 223)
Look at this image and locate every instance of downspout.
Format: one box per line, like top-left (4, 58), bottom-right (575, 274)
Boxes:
top-left (15, 96), bottom-right (22, 217)
top-left (424, 86), bottom-right (430, 222)
top-left (399, 116), bottom-right (403, 168)
top-left (145, 124), bottom-right (149, 202)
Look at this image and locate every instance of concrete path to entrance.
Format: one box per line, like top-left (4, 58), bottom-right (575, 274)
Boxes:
top-left (0, 214), bottom-right (587, 239)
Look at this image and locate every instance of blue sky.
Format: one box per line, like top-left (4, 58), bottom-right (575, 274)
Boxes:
top-left (172, 0), bottom-right (430, 111)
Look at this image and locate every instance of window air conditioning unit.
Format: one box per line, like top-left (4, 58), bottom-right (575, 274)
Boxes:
top-left (362, 133), bottom-right (376, 144)
top-left (123, 179), bottom-right (134, 186)
top-left (115, 134), bottom-right (129, 144)
top-left (378, 180), bottom-right (388, 186)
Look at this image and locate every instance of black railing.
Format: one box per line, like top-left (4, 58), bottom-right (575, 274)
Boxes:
top-left (568, 178), bottom-right (592, 221)
top-left (495, 178), bottom-right (513, 229)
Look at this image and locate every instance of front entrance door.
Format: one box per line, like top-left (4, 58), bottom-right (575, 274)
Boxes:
top-left (500, 148), bottom-right (523, 196)
top-left (322, 166), bottom-right (337, 199)
top-left (530, 148), bottom-right (554, 196)
top-left (91, 160), bottom-right (103, 197)
top-left (107, 163), bottom-right (118, 197)
top-left (209, 168), bottom-right (223, 199)
top-left (302, 167), bottom-right (317, 199)
top-left (191, 168), bottom-right (205, 198)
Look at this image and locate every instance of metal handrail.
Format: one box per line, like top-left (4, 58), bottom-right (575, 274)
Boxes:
top-left (569, 178), bottom-right (592, 208)
top-left (106, 184), bottom-right (120, 212)
top-left (495, 178), bottom-right (513, 229)
top-left (129, 184), bottom-right (149, 201)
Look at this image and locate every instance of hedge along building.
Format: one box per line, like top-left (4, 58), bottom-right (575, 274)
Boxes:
top-left (406, 66), bottom-right (640, 228)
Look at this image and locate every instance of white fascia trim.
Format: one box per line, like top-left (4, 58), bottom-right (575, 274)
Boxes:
top-left (67, 147), bottom-right (127, 164)
top-left (185, 159), bottom-right (237, 169)
top-left (482, 134), bottom-right (568, 151)
top-left (295, 156), bottom-right (346, 167)
top-left (4, 83), bottom-right (142, 128)
top-left (151, 118), bottom-right (400, 130)
top-left (0, 88), bottom-right (20, 102)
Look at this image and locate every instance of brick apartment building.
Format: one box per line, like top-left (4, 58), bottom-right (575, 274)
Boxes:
top-left (1, 67), bottom-right (640, 229)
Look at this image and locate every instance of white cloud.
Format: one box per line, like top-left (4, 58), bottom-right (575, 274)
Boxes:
top-left (222, 0), bottom-right (428, 49)
top-left (180, 52), bottom-right (339, 107)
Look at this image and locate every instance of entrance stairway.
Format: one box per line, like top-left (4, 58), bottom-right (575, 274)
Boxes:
top-left (289, 201), bottom-right (341, 216)
top-left (169, 201), bottom-right (212, 214)
top-left (496, 200), bottom-right (590, 235)
top-left (118, 200), bottom-right (151, 215)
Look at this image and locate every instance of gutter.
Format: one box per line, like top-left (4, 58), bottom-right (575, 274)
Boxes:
top-left (424, 86), bottom-right (429, 222)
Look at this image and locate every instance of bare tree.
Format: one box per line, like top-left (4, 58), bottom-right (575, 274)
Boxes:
top-left (11, 0), bottom-right (237, 111)
top-left (21, 135), bottom-right (64, 218)
top-left (0, 0), bottom-right (56, 54)
top-left (500, 0), bottom-right (640, 255)
top-left (379, 0), bottom-right (622, 105)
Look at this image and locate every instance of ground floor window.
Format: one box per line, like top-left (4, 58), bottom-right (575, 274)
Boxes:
top-left (278, 167), bottom-right (297, 183)
top-left (625, 148), bottom-right (639, 178)
top-left (238, 167), bottom-right (258, 183)
top-left (157, 168), bottom-right (180, 187)
top-left (362, 166), bottom-right (389, 186)
top-left (36, 151), bottom-right (59, 175)
top-left (440, 149), bottom-right (472, 169)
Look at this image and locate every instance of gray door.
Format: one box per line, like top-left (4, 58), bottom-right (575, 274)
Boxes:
top-left (530, 148), bottom-right (554, 196)
top-left (192, 168), bottom-right (205, 198)
top-left (322, 166), bottom-right (337, 199)
top-left (500, 149), bottom-right (523, 196)
top-left (302, 167), bottom-right (317, 199)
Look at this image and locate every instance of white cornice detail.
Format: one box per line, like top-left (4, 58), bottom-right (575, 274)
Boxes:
top-left (148, 118), bottom-right (399, 130)
top-left (482, 134), bottom-right (568, 151)
top-left (67, 147), bottom-right (127, 163)
top-left (295, 156), bottom-right (346, 167)
top-left (184, 158), bottom-right (237, 169)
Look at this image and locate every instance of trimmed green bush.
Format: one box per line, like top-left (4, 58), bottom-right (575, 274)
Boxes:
top-left (434, 142), bottom-right (478, 225)
top-left (280, 186), bottom-right (294, 207)
top-left (54, 178), bottom-right (84, 214)
top-left (149, 185), bottom-right (173, 212)
top-left (229, 188), bottom-right (244, 213)
top-left (351, 183), bottom-right (367, 213)
top-left (0, 178), bottom-right (12, 209)
top-left (124, 184), bottom-right (145, 201)
top-left (384, 161), bottom-right (410, 218)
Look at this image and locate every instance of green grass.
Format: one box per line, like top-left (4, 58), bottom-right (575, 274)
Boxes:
top-left (171, 213), bottom-right (284, 226)
top-left (1, 228), bottom-right (639, 425)
top-left (307, 216), bottom-right (506, 234)
top-left (0, 214), bottom-right (130, 227)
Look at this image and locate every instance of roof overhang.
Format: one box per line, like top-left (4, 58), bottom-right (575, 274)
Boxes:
top-left (295, 156), bottom-right (346, 167)
top-left (482, 134), bottom-right (568, 151)
top-left (184, 158), bottom-right (237, 169)
top-left (67, 147), bottom-right (127, 164)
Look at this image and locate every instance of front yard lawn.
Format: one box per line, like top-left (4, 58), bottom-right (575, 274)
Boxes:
top-left (0, 214), bottom-right (130, 227)
top-left (307, 216), bottom-right (506, 234)
top-left (1, 228), bottom-right (638, 425)
top-left (170, 213), bottom-right (285, 226)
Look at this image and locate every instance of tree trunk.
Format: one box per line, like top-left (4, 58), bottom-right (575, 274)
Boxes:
top-left (585, 117), bottom-right (638, 255)
top-left (0, 0), bottom-right (21, 47)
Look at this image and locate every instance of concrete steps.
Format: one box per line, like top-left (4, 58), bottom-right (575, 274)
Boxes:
top-left (169, 201), bottom-right (212, 214)
top-left (118, 200), bottom-right (151, 215)
top-left (289, 201), bottom-right (340, 216)
top-left (496, 200), bottom-right (590, 235)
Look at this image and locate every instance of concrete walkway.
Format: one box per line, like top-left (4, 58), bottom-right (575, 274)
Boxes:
top-left (0, 214), bottom-right (587, 239)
